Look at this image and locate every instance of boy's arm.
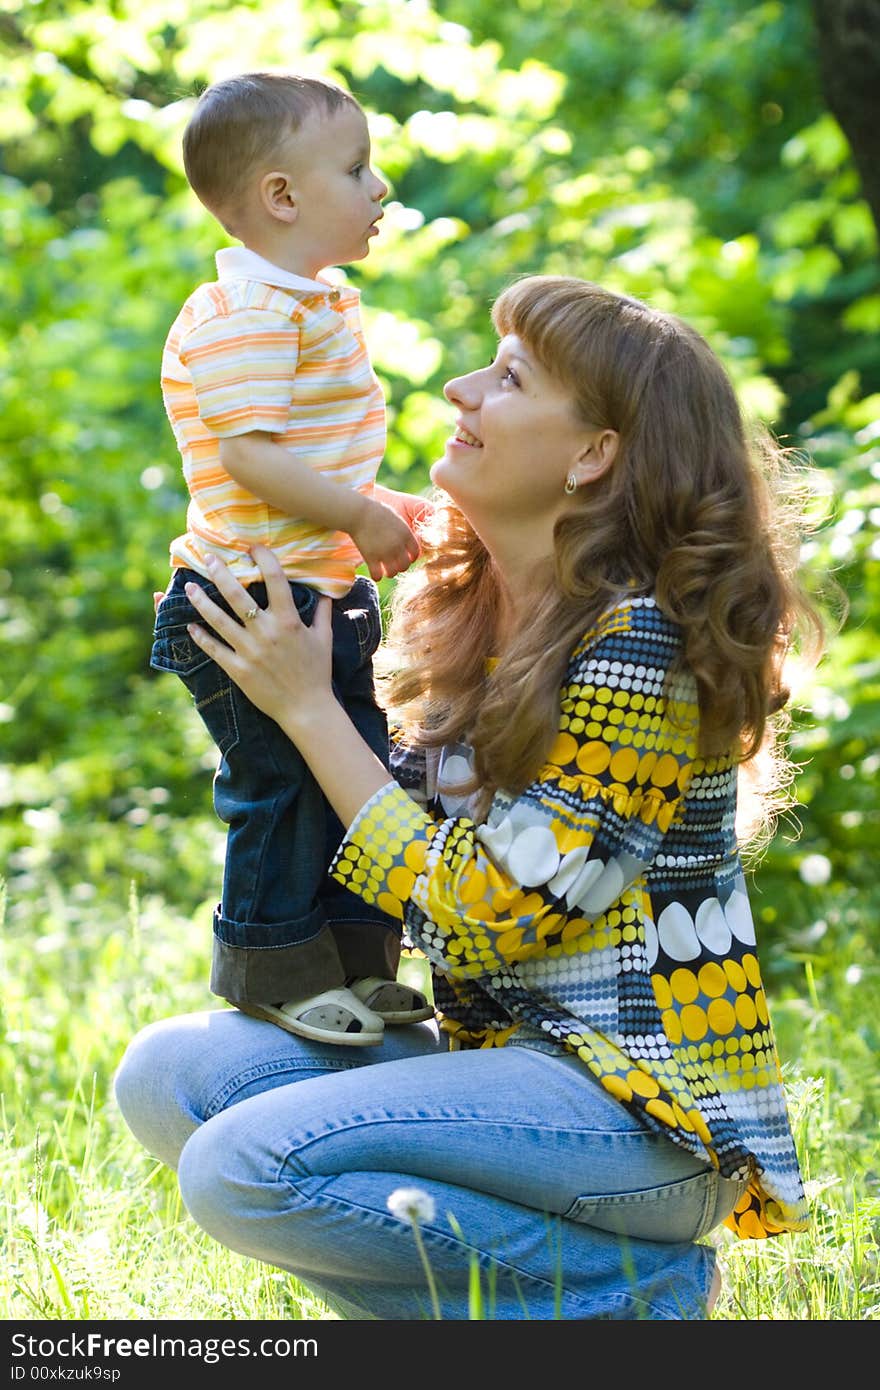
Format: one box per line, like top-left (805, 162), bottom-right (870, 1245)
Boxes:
top-left (220, 432), bottom-right (364, 532)
top-left (220, 433), bottom-right (420, 580)
top-left (178, 303), bottom-right (419, 579)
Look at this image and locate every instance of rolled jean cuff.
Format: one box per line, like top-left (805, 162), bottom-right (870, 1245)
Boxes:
top-left (212, 899), bottom-right (329, 950)
top-left (210, 919), bottom-right (345, 1006)
top-left (328, 920), bottom-right (401, 981)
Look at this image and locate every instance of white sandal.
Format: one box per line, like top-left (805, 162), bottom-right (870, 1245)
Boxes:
top-left (236, 986), bottom-right (385, 1045)
top-left (348, 976), bottom-right (435, 1025)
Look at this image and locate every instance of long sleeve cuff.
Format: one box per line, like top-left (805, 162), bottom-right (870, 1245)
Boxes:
top-left (328, 779), bottom-right (437, 921)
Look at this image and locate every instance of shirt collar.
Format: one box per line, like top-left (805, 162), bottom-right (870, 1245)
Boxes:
top-left (215, 247), bottom-right (355, 298)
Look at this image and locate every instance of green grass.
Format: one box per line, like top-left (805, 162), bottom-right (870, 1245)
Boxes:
top-left (1, 867), bottom-right (878, 1320)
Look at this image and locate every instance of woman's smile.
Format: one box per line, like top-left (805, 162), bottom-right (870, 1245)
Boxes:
top-left (449, 422), bottom-right (483, 449)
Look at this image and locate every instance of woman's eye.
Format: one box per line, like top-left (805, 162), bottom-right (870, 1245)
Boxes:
top-left (486, 356), bottom-right (519, 386)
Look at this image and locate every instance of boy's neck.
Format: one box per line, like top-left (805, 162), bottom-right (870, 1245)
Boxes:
top-left (236, 232), bottom-right (326, 283)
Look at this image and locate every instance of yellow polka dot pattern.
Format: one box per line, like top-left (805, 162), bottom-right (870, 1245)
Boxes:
top-left (655, 955), bottom-right (774, 1092)
top-left (329, 596), bottom-right (809, 1241)
top-left (331, 790), bottom-right (429, 923)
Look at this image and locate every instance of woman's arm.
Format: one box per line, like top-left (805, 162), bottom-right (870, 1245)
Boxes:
top-left (324, 596), bottom-right (703, 979)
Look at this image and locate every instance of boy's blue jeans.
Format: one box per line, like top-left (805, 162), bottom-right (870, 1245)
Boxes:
top-left (150, 569), bottom-right (399, 1004)
top-left (114, 1011), bottom-right (740, 1320)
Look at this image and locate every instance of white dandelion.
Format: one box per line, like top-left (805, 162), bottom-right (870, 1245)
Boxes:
top-left (386, 1186), bottom-right (437, 1225)
top-left (798, 853), bottom-right (832, 887)
top-left (386, 1187), bottom-right (440, 1317)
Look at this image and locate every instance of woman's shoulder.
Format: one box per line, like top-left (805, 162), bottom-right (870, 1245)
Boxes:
top-left (567, 592), bottom-right (683, 673)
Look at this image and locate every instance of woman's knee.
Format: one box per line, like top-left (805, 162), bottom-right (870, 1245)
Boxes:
top-left (176, 1107), bottom-right (303, 1258)
top-left (113, 1013), bottom-right (210, 1169)
top-left (176, 1115), bottom-right (237, 1243)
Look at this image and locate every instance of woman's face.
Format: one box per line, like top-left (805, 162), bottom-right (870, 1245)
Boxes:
top-left (432, 334), bottom-right (595, 533)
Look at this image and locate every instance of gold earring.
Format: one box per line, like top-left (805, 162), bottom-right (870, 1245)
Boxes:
top-left (564, 473), bottom-right (577, 495)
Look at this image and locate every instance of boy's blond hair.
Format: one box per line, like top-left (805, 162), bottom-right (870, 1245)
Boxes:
top-left (183, 71), bottom-right (359, 221)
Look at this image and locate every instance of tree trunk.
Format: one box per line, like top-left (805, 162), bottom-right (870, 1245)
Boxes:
top-left (811, 0), bottom-right (880, 235)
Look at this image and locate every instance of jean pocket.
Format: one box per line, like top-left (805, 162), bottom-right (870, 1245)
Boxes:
top-left (150, 592), bottom-right (212, 677)
top-left (151, 588), bottom-right (240, 755)
top-left (564, 1169), bottom-right (747, 1244)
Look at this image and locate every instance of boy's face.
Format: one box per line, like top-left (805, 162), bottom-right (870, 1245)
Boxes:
top-left (278, 104), bottom-right (388, 277)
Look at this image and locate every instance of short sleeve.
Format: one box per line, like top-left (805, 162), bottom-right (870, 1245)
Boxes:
top-left (178, 307), bottom-right (300, 437)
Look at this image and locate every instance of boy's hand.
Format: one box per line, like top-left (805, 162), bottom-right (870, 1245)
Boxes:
top-left (348, 496), bottom-right (420, 581)
top-left (373, 483), bottom-right (435, 532)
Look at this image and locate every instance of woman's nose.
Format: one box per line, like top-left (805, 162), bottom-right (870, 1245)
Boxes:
top-left (444, 371), bottom-right (480, 407)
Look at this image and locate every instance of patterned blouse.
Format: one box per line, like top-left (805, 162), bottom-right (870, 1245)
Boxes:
top-left (329, 594), bottom-right (808, 1240)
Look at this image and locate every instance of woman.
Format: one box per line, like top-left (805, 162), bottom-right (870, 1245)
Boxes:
top-left (115, 275), bottom-right (823, 1319)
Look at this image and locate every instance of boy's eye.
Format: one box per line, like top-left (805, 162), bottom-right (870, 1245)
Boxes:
top-left (350, 163), bottom-right (365, 177)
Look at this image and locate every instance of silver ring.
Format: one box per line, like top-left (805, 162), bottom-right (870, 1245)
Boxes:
top-left (244, 604), bottom-right (259, 622)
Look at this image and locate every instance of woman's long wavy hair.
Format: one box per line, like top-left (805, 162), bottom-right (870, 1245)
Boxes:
top-left (381, 275), bottom-right (826, 839)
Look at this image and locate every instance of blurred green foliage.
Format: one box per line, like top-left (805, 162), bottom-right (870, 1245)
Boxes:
top-left (1, 0), bottom-right (878, 979)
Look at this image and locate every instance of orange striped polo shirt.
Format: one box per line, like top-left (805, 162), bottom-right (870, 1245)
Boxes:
top-left (161, 247), bottom-right (386, 597)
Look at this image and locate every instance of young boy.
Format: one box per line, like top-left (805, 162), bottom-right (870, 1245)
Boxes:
top-left (151, 71), bottom-right (432, 1045)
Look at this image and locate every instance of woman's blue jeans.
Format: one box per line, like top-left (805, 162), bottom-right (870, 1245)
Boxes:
top-left (113, 1010), bottom-right (741, 1320)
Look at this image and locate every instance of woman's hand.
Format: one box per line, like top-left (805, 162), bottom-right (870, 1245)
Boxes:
top-left (185, 546), bottom-right (334, 731)
top-left (186, 546), bottom-right (395, 827)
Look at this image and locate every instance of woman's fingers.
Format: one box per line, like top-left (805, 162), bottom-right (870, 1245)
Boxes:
top-left (249, 544), bottom-right (293, 611)
top-left (184, 581), bottom-right (247, 650)
top-left (201, 555), bottom-right (256, 622)
top-left (187, 618), bottom-right (236, 672)
top-left (185, 550), bottom-right (306, 648)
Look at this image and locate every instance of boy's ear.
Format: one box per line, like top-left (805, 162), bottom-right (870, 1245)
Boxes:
top-left (259, 171), bottom-right (298, 223)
